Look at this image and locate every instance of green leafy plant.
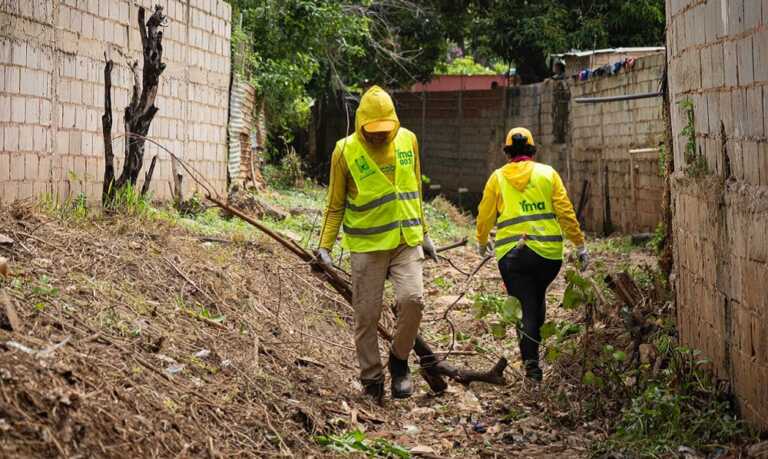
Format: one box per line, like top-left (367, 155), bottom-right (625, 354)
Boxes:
top-left (561, 269), bottom-right (599, 310)
top-left (198, 306), bottom-right (226, 324)
top-left (433, 276), bottom-right (453, 290)
top-left (593, 340), bottom-right (756, 458)
top-left (588, 236), bottom-right (633, 255)
top-left (648, 222), bottom-right (666, 254)
top-left (315, 430), bottom-right (411, 458)
top-left (39, 190), bottom-right (88, 221)
top-left (263, 147), bottom-right (306, 189)
top-left (32, 275), bottom-right (59, 298)
top-left (541, 320), bottom-right (583, 362)
top-left (435, 56), bottom-right (502, 75)
top-left (657, 144), bottom-right (667, 177)
top-left (473, 293), bottom-right (522, 339)
top-left (582, 344), bottom-right (629, 391)
top-left (678, 98), bottom-right (708, 177)
top-left (107, 183), bottom-right (152, 216)
top-left (423, 195), bottom-right (471, 243)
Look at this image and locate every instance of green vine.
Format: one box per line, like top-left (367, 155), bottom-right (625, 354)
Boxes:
top-left (657, 144), bottom-right (666, 177)
top-left (678, 98), bottom-right (708, 177)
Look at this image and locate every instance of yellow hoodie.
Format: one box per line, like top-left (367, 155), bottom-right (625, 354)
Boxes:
top-left (476, 161), bottom-right (585, 247)
top-left (319, 86), bottom-right (426, 249)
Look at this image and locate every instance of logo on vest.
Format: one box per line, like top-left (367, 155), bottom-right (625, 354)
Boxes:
top-left (396, 149), bottom-right (413, 166)
top-left (354, 156), bottom-right (375, 179)
top-left (520, 200), bottom-right (546, 212)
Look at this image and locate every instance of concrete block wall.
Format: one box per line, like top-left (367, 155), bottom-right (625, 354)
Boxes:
top-left (568, 53), bottom-right (667, 233)
top-left (391, 89), bottom-right (503, 206)
top-left (499, 81), bottom-right (569, 173)
top-left (667, 0), bottom-right (768, 429)
top-left (0, 0), bottom-right (231, 205)
top-left (393, 83), bottom-right (567, 208)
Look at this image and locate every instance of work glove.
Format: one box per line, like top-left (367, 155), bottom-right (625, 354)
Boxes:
top-left (576, 245), bottom-right (589, 271)
top-left (477, 239), bottom-right (494, 257)
top-left (422, 234), bottom-right (439, 262)
top-left (315, 247), bottom-right (333, 271)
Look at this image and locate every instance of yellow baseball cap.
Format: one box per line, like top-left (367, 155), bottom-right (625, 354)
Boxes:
top-left (363, 120), bottom-right (397, 133)
top-left (505, 127), bottom-right (535, 146)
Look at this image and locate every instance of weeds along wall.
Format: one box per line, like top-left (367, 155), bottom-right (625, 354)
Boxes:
top-left (666, 0), bottom-right (768, 429)
top-left (0, 0), bottom-right (232, 204)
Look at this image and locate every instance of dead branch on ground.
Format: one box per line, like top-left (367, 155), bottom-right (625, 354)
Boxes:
top-left (206, 196), bottom-right (508, 391)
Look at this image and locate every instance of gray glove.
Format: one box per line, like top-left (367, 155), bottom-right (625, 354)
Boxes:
top-left (477, 240), bottom-right (494, 257)
top-left (316, 248), bottom-right (333, 270)
top-left (422, 234), bottom-right (438, 262)
top-left (576, 245), bottom-right (589, 271)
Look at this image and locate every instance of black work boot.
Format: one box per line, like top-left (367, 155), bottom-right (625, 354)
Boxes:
top-left (388, 352), bottom-right (414, 399)
top-left (361, 378), bottom-right (384, 405)
top-left (524, 360), bottom-right (543, 382)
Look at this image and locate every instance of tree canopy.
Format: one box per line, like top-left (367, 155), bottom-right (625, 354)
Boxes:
top-left (227, 0), bottom-right (449, 138)
top-left (452, 0), bottom-right (666, 82)
top-left (226, 0), bottom-right (665, 137)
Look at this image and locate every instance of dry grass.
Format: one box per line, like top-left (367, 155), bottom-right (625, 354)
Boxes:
top-left (0, 203), bottom-right (368, 457)
top-left (0, 200), bottom-right (599, 458)
top-left (429, 196), bottom-right (471, 228)
top-left (1, 197), bottom-right (710, 458)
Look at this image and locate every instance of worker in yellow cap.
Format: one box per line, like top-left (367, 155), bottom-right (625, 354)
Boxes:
top-left (316, 85), bottom-right (438, 402)
top-left (476, 127), bottom-right (587, 381)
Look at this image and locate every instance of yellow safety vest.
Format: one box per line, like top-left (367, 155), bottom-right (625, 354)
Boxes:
top-left (341, 130), bottom-right (424, 252)
top-left (495, 163), bottom-right (564, 261)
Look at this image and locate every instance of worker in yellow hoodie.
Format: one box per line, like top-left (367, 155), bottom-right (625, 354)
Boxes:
top-left (476, 127), bottom-right (588, 381)
top-left (316, 86), bottom-right (438, 402)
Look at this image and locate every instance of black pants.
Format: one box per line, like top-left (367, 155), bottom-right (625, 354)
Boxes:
top-left (498, 246), bottom-right (562, 370)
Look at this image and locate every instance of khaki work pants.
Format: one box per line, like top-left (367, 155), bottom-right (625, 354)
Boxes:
top-left (350, 244), bottom-right (425, 382)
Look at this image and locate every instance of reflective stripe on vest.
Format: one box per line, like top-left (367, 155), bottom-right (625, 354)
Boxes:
top-left (341, 130), bottom-right (424, 252)
top-left (494, 164), bottom-right (564, 261)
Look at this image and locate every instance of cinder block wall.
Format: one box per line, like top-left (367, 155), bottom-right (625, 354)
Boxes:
top-left (393, 81), bottom-right (569, 208)
top-left (0, 0), bottom-right (231, 204)
top-left (568, 53), bottom-right (667, 233)
top-left (667, 0), bottom-right (768, 429)
top-left (394, 89), bottom-right (506, 205)
top-left (391, 57), bottom-right (665, 233)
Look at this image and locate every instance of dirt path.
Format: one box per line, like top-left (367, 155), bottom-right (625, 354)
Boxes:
top-left (0, 200), bottom-right (656, 458)
top-left (339, 243), bottom-right (656, 458)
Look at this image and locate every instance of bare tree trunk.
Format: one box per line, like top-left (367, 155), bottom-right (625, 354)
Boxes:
top-left (103, 5), bottom-right (166, 204)
top-left (102, 59), bottom-right (115, 205)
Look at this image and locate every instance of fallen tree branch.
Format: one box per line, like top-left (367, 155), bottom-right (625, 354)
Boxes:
top-left (436, 237), bottom-right (468, 253)
top-left (605, 272), bottom-right (643, 309)
top-left (433, 357), bottom-right (507, 385)
top-left (605, 271), bottom-right (653, 364)
top-left (205, 196), bottom-right (507, 391)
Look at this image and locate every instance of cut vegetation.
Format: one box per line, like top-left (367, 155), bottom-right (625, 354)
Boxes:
top-left (0, 184), bottom-right (759, 458)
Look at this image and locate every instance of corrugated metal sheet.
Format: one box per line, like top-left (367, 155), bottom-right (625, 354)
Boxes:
top-left (227, 77), bottom-right (247, 182)
top-left (551, 47), bottom-right (665, 58)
